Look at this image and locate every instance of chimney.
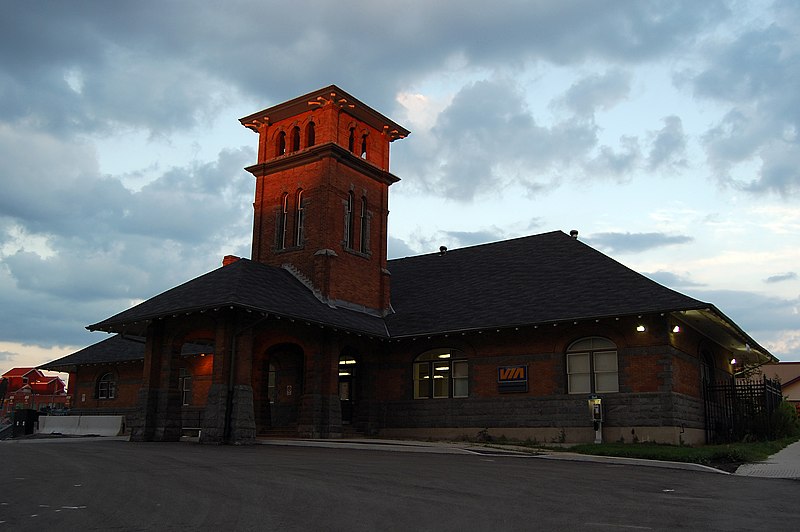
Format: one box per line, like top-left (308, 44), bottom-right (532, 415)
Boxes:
top-left (222, 255), bottom-right (241, 266)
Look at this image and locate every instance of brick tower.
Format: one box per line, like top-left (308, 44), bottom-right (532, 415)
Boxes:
top-left (239, 86), bottom-right (409, 314)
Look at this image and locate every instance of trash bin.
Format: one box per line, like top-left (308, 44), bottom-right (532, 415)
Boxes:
top-left (12, 409), bottom-right (39, 437)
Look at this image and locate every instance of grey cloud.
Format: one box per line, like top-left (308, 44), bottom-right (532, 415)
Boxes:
top-left (647, 116), bottom-right (688, 171)
top-left (415, 79), bottom-right (598, 201)
top-left (586, 136), bottom-right (642, 179)
top-left (587, 232), bottom-right (694, 253)
top-left (1, 1), bottom-right (732, 138)
top-left (440, 230), bottom-right (504, 249)
top-left (0, 351), bottom-right (14, 362)
top-left (682, 288), bottom-right (800, 344)
top-left (765, 272), bottom-right (798, 284)
top-left (387, 236), bottom-right (417, 260)
top-left (643, 270), bottom-right (705, 288)
top-left (557, 70), bottom-right (631, 117)
top-left (691, 14), bottom-right (800, 195)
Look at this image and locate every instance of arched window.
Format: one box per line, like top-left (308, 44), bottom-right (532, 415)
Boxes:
top-left (566, 337), bottom-right (618, 394)
top-left (179, 368), bottom-right (192, 406)
top-left (359, 196), bottom-right (368, 253)
top-left (97, 373), bottom-right (116, 400)
top-left (348, 127), bottom-right (355, 152)
top-left (276, 192), bottom-right (288, 249)
top-left (305, 122), bottom-right (315, 147)
top-left (291, 126), bottom-right (301, 152)
top-left (294, 189), bottom-right (304, 246)
top-left (360, 134), bottom-right (368, 158)
top-left (413, 348), bottom-right (468, 399)
top-left (276, 131), bottom-right (286, 156)
top-left (344, 191), bottom-right (354, 248)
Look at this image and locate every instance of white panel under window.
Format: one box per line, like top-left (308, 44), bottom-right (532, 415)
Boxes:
top-left (567, 353), bottom-right (590, 374)
top-left (593, 351), bottom-right (618, 372)
top-left (595, 372), bottom-right (619, 393)
top-left (594, 351), bottom-right (619, 393)
top-left (568, 374), bottom-right (591, 394)
top-left (452, 360), bottom-right (468, 398)
top-left (433, 364), bottom-right (450, 398)
top-left (413, 362), bottom-right (430, 399)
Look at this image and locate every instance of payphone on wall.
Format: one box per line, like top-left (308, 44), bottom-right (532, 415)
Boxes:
top-left (588, 396), bottom-right (603, 444)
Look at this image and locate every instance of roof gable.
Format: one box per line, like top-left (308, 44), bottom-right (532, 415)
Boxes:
top-left (385, 231), bottom-right (706, 336)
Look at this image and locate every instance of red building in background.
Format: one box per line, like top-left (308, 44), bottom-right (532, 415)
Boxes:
top-left (0, 368), bottom-right (70, 418)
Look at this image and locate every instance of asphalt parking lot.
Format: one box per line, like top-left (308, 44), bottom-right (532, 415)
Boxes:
top-left (1, 438), bottom-right (798, 531)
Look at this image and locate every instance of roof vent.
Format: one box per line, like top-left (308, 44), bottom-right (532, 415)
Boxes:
top-left (569, 230), bottom-right (579, 239)
top-left (439, 246), bottom-right (447, 255)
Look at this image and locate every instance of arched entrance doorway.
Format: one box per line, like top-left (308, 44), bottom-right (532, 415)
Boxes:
top-left (256, 344), bottom-right (304, 432)
top-left (338, 354), bottom-right (358, 425)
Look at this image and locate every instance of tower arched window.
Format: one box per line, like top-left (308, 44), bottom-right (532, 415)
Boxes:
top-left (276, 192), bottom-right (288, 249)
top-left (566, 337), bottom-right (618, 394)
top-left (348, 128), bottom-right (355, 152)
top-left (413, 348), bottom-right (468, 399)
top-left (359, 196), bottom-right (368, 253)
top-left (276, 131), bottom-right (286, 156)
top-left (291, 126), bottom-right (301, 152)
top-left (97, 372), bottom-right (116, 400)
top-left (344, 192), bottom-right (354, 248)
top-left (294, 189), bottom-right (304, 246)
top-left (360, 134), bottom-right (368, 158)
top-left (305, 122), bottom-right (315, 147)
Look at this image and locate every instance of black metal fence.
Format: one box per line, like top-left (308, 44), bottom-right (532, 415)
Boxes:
top-left (703, 376), bottom-right (783, 443)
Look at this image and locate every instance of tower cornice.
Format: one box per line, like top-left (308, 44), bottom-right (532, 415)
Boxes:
top-left (244, 142), bottom-right (401, 186)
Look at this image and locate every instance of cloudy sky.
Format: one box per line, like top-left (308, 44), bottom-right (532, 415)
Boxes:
top-left (1, 0), bottom-right (799, 380)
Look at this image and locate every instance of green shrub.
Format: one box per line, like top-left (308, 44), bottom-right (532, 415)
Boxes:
top-left (772, 400), bottom-right (800, 438)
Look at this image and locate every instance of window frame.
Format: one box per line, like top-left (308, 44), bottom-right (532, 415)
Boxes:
top-left (413, 349), bottom-right (468, 399)
top-left (294, 189), bottom-right (304, 246)
top-left (359, 196), bottom-right (368, 253)
top-left (98, 372), bottom-right (116, 400)
top-left (179, 368), bottom-right (192, 406)
top-left (344, 191), bottom-right (354, 248)
top-left (566, 337), bottom-right (618, 394)
top-left (276, 192), bottom-right (288, 249)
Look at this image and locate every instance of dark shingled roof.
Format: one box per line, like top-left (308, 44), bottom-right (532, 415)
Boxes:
top-left (385, 231), bottom-right (707, 336)
top-left (41, 335), bottom-right (214, 372)
top-left (63, 230), bottom-right (775, 368)
top-left (41, 334), bottom-right (146, 371)
top-left (88, 259), bottom-right (388, 337)
top-left (88, 230), bottom-right (708, 340)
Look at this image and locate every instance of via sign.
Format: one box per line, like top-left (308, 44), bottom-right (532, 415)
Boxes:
top-left (497, 365), bottom-right (528, 393)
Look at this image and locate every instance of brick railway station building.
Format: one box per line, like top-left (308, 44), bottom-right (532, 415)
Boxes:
top-left (43, 86), bottom-right (775, 445)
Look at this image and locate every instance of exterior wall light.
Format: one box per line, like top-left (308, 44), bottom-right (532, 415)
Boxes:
top-left (672, 325), bottom-right (681, 333)
top-left (730, 358), bottom-right (737, 365)
top-left (636, 325), bottom-right (646, 332)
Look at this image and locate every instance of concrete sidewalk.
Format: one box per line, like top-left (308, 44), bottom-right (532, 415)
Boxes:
top-left (734, 439), bottom-right (800, 479)
top-left (258, 437), bottom-right (800, 479)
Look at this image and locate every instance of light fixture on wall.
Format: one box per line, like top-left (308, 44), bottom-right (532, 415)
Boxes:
top-left (636, 325), bottom-right (646, 332)
top-left (730, 358), bottom-right (737, 365)
top-left (672, 325), bottom-right (681, 333)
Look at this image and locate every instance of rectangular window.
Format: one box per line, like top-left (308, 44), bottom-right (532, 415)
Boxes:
top-left (567, 352), bottom-right (591, 394)
top-left (452, 360), bottom-right (469, 398)
top-left (593, 351), bottom-right (619, 393)
top-left (432, 363), bottom-right (450, 398)
top-left (268, 368), bottom-right (277, 403)
top-left (413, 362), bottom-right (430, 399)
top-left (181, 378), bottom-right (191, 406)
